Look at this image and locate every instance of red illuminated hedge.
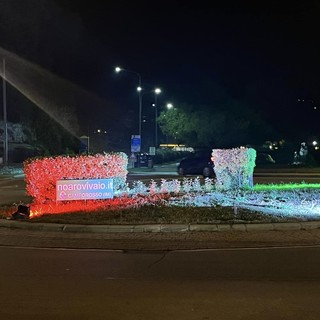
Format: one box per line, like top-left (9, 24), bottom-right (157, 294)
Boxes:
top-left (24, 152), bottom-right (128, 204)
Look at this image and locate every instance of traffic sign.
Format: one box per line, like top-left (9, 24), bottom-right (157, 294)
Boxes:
top-left (131, 135), bottom-right (141, 152)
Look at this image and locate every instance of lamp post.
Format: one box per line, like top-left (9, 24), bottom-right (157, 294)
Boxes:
top-left (2, 58), bottom-right (8, 166)
top-left (115, 66), bottom-right (142, 144)
top-left (164, 103), bottom-right (174, 145)
top-left (154, 88), bottom-right (161, 148)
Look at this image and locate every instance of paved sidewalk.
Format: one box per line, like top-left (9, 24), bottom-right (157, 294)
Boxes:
top-left (2, 218), bottom-right (320, 233)
top-left (1, 219), bottom-right (320, 251)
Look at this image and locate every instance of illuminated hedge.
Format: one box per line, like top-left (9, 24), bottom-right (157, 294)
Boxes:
top-left (24, 152), bottom-right (128, 204)
top-left (212, 147), bottom-right (256, 190)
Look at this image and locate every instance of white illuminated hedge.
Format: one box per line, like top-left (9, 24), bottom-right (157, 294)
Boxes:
top-left (212, 147), bottom-right (256, 190)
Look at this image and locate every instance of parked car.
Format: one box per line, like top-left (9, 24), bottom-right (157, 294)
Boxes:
top-left (134, 153), bottom-right (153, 168)
top-left (177, 149), bottom-right (276, 178)
top-left (177, 149), bottom-right (215, 178)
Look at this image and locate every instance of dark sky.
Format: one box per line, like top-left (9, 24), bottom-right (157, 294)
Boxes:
top-left (56, 0), bottom-right (320, 123)
top-left (2, 0), bottom-right (320, 143)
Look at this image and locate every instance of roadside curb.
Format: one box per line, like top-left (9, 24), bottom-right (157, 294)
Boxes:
top-left (1, 219), bottom-right (320, 233)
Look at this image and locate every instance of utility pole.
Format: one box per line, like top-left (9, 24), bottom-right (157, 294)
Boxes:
top-left (2, 58), bottom-right (8, 166)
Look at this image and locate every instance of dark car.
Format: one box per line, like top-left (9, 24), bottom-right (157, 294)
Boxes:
top-left (177, 149), bottom-right (215, 178)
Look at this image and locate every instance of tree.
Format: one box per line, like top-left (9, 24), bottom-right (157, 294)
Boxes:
top-left (158, 99), bottom-right (273, 148)
top-left (158, 108), bottom-right (191, 144)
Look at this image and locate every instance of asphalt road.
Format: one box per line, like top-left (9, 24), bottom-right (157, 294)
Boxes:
top-left (1, 245), bottom-right (320, 319)
top-left (1, 166), bottom-right (320, 319)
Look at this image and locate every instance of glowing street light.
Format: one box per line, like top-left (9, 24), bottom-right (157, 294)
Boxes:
top-left (114, 66), bottom-right (143, 146)
top-left (154, 88), bottom-right (161, 148)
top-left (166, 103), bottom-right (173, 109)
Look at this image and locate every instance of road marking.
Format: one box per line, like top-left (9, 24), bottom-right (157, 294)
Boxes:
top-left (176, 244), bottom-right (320, 253)
top-left (0, 245), bottom-right (123, 253)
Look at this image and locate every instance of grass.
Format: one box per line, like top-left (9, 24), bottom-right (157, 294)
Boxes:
top-left (0, 199), bottom-right (310, 225)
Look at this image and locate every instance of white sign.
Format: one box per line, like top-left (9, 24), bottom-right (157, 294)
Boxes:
top-left (149, 146), bottom-right (156, 156)
top-left (56, 179), bottom-right (113, 201)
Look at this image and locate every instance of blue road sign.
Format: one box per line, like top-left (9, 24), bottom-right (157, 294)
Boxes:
top-left (131, 135), bottom-right (141, 152)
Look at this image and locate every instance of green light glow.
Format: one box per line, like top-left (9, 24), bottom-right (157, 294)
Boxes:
top-left (253, 183), bottom-right (320, 191)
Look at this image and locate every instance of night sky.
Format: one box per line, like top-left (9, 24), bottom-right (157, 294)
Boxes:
top-left (1, 0), bottom-right (320, 146)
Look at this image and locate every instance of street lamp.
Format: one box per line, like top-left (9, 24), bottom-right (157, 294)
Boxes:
top-left (164, 103), bottom-right (174, 145)
top-left (1, 58), bottom-right (8, 166)
top-left (114, 66), bottom-right (143, 145)
top-left (154, 88), bottom-right (161, 148)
